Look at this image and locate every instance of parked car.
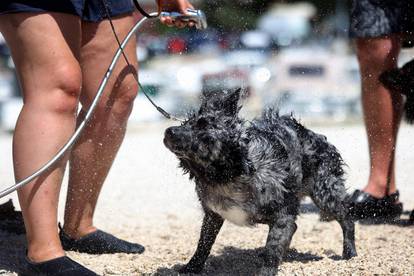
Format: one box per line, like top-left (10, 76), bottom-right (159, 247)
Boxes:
top-left (202, 69), bottom-right (251, 96)
top-left (277, 90), bottom-right (359, 122)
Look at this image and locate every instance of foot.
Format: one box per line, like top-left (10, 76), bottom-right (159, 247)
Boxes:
top-left (349, 190), bottom-right (403, 221)
top-left (342, 247), bottom-right (357, 260)
top-left (59, 225), bottom-right (145, 254)
top-left (21, 255), bottom-right (98, 276)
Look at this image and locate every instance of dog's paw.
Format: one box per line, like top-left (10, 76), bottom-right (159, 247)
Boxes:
top-left (342, 249), bottom-right (357, 260)
top-left (177, 264), bottom-right (203, 274)
top-left (257, 266), bottom-right (278, 276)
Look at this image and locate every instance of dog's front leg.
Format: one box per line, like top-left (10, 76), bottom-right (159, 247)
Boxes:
top-left (179, 210), bottom-right (224, 274)
top-left (260, 215), bottom-right (297, 276)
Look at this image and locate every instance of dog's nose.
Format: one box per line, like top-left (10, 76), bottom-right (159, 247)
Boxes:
top-left (165, 127), bottom-right (177, 140)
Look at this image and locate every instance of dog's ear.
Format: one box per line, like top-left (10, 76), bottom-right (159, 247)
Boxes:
top-left (199, 90), bottom-right (221, 115)
top-left (223, 88), bottom-right (242, 117)
top-left (199, 88), bottom-right (242, 116)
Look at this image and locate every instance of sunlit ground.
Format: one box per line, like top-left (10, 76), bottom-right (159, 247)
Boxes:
top-left (0, 122), bottom-right (413, 275)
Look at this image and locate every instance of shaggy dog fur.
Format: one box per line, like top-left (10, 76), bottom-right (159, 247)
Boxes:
top-left (164, 89), bottom-right (357, 275)
top-left (379, 59), bottom-right (414, 123)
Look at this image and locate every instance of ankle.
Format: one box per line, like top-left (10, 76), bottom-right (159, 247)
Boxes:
top-left (363, 181), bottom-right (397, 198)
top-left (62, 224), bottom-right (97, 240)
top-left (27, 245), bottom-right (65, 263)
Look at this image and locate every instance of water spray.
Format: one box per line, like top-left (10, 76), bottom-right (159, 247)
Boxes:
top-left (0, 9), bottom-right (207, 199)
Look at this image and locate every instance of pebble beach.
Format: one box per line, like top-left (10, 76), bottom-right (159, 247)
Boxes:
top-left (0, 123), bottom-right (413, 275)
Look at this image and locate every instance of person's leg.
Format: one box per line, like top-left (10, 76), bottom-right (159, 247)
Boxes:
top-left (356, 36), bottom-right (404, 198)
top-left (0, 13), bottom-right (81, 261)
top-left (63, 14), bottom-right (138, 239)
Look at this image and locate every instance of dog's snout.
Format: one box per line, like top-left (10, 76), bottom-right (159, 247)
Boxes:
top-left (164, 127), bottom-right (181, 147)
top-left (165, 127), bottom-right (177, 140)
top-left (164, 127), bottom-right (186, 153)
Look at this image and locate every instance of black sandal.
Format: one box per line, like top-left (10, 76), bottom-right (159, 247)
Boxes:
top-left (0, 199), bottom-right (25, 234)
top-left (349, 190), bottom-right (403, 222)
top-left (21, 255), bottom-right (98, 276)
top-left (59, 225), bottom-right (145, 254)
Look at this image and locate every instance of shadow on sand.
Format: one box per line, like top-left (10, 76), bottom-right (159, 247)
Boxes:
top-left (0, 200), bottom-right (412, 274)
top-left (155, 247), bottom-right (323, 275)
top-left (357, 212), bottom-right (414, 227)
top-left (0, 232), bottom-right (26, 275)
top-left (0, 199), bottom-right (27, 275)
top-left (300, 202), bottom-right (414, 227)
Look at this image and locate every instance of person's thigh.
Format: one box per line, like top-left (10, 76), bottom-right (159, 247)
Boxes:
top-left (0, 12), bottom-right (82, 107)
top-left (0, 13), bottom-right (84, 260)
top-left (80, 14), bottom-right (138, 114)
top-left (356, 36), bottom-right (401, 69)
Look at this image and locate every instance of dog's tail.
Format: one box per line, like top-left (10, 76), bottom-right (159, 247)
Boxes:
top-left (379, 66), bottom-right (414, 124)
top-left (403, 92), bottom-right (414, 123)
top-left (379, 68), bottom-right (405, 93)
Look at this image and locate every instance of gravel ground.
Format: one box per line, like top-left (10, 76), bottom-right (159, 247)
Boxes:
top-left (0, 123), bottom-right (413, 275)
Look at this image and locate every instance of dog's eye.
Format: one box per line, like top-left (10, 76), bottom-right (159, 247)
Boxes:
top-left (196, 118), bottom-right (208, 128)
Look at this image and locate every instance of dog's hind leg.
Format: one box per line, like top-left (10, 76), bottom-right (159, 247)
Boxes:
top-left (179, 210), bottom-right (224, 274)
top-left (309, 175), bottom-right (357, 259)
top-left (260, 201), bottom-right (298, 275)
top-left (337, 217), bottom-right (357, 259)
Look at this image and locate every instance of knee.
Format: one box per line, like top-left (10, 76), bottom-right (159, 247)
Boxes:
top-left (47, 63), bottom-right (82, 115)
top-left (356, 38), bottom-right (400, 71)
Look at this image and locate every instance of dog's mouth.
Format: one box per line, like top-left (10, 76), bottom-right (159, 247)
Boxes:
top-left (163, 137), bottom-right (186, 156)
top-left (163, 136), bottom-right (175, 150)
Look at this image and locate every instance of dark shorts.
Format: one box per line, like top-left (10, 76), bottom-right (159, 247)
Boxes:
top-left (0, 0), bottom-right (134, 22)
top-left (350, 0), bottom-right (414, 38)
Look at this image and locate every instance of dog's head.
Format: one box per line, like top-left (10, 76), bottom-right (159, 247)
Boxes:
top-left (164, 88), bottom-right (254, 184)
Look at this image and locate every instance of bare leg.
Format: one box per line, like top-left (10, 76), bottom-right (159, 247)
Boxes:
top-left (356, 36), bottom-right (404, 198)
top-left (63, 14), bottom-right (138, 238)
top-left (0, 13), bottom-right (81, 262)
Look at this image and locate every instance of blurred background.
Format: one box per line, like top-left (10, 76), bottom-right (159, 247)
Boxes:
top-left (1, 0), bottom-right (414, 130)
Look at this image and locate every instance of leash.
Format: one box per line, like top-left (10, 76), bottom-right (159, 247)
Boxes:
top-left (102, 0), bottom-right (207, 121)
top-left (101, 0), bottom-right (184, 122)
top-left (0, 17), bottom-right (146, 198)
top-left (132, 0), bottom-right (161, 18)
top-left (0, 1), bottom-right (207, 199)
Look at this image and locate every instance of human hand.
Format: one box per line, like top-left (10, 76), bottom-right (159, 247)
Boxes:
top-left (158, 0), bottom-right (195, 28)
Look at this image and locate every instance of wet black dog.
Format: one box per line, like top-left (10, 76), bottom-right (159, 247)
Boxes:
top-left (164, 89), bottom-right (357, 275)
top-left (379, 59), bottom-right (414, 123)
